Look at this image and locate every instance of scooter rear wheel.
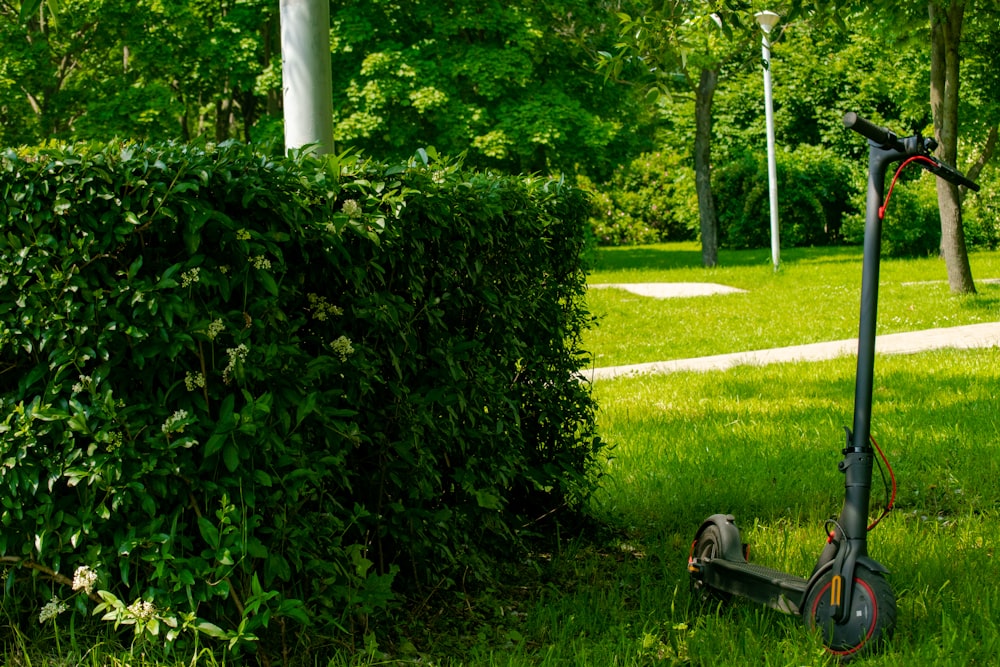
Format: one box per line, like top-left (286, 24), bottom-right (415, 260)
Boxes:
top-left (805, 565), bottom-right (895, 658)
top-left (689, 524), bottom-right (731, 603)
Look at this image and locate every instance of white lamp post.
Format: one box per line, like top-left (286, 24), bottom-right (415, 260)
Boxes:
top-left (755, 10), bottom-right (780, 270)
top-left (280, 0), bottom-right (335, 155)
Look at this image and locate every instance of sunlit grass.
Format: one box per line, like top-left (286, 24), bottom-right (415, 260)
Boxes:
top-left (585, 243), bottom-right (1000, 367)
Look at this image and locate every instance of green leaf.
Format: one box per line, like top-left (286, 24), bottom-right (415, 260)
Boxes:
top-left (19, 0), bottom-right (43, 22)
top-left (204, 432), bottom-right (226, 457)
top-left (194, 620), bottom-right (227, 638)
top-left (197, 516), bottom-right (220, 550)
top-left (474, 489), bottom-right (502, 509)
top-left (222, 443), bottom-right (239, 472)
top-left (258, 271), bottom-right (279, 296)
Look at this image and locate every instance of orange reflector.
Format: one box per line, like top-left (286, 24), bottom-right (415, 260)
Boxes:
top-left (830, 574), bottom-right (843, 606)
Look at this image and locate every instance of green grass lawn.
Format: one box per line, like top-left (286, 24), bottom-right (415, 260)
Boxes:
top-left (11, 245), bottom-right (1000, 666)
top-left (584, 243), bottom-right (1000, 368)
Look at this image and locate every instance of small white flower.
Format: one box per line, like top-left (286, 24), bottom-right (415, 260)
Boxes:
top-left (185, 372), bottom-right (205, 391)
top-left (39, 596), bottom-right (68, 624)
top-left (206, 318), bottom-right (225, 341)
top-left (72, 375), bottom-right (92, 394)
top-left (127, 599), bottom-right (157, 621)
top-left (307, 293), bottom-right (344, 321)
top-left (223, 343), bottom-right (249, 384)
top-left (180, 267), bottom-right (200, 287)
top-left (161, 409), bottom-right (190, 434)
top-left (341, 199), bottom-right (363, 219)
top-left (329, 335), bottom-right (354, 361)
top-left (72, 566), bottom-right (98, 595)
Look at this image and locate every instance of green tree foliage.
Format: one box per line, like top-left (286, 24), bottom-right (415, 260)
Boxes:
top-left (328, 0), bottom-right (651, 179)
top-left (0, 0), bottom-right (279, 146)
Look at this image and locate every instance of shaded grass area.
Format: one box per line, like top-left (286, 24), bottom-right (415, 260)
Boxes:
top-left (585, 243), bottom-right (1000, 368)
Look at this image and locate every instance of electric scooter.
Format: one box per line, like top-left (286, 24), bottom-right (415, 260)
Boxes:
top-left (687, 111), bottom-right (980, 657)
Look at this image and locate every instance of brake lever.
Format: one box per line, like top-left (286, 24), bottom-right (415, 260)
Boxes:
top-left (919, 154), bottom-right (981, 192)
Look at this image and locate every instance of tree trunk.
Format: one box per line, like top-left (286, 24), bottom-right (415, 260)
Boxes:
top-left (694, 67), bottom-right (719, 268)
top-left (929, 0), bottom-right (975, 294)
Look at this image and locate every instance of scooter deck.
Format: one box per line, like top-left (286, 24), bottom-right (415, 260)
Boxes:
top-left (701, 557), bottom-right (808, 616)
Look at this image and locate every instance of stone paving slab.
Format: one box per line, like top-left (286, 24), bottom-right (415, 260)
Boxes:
top-left (582, 321), bottom-right (1000, 381)
top-left (589, 282), bottom-right (747, 298)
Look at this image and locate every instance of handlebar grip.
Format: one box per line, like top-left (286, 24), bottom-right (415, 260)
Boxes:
top-left (843, 112), bottom-right (897, 147)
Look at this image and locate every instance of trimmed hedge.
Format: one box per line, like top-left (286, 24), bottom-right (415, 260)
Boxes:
top-left (0, 142), bottom-right (601, 654)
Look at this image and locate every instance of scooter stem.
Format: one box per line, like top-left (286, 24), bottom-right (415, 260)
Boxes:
top-left (851, 146), bottom-right (900, 457)
top-left (822, 138), bottom-right (910, 622)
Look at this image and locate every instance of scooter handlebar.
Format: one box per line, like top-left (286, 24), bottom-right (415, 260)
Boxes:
top-left (843, 112), bottom-right (901, 149)
top-left (843, 111), bottom-right (980, 192)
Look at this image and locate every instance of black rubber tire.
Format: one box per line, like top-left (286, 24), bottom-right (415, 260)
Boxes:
top-left (804, 565), bottom-right (896, 659)
top-left (689, 524), bottom-right (731, 603)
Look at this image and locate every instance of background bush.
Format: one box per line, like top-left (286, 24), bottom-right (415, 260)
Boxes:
top-left (0, 142), bottom-right (601, 658)
top-left (581, 151), bottom-right (699, 246)
top-left (841, 169), bottom-right (941, 257)
top-left (714, 145), bottom-right (854, 250)
top-left (841, 162), bottom-right (1000, 257)
top-left (962, 166), bottom-right (1000, 251)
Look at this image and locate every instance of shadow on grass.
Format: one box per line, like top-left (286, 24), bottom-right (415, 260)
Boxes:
top-left (959, 283), bottom-right (1000, 314)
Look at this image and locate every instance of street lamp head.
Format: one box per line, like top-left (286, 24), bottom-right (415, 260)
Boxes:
top-left (755, 10), bottom-right (780, 34)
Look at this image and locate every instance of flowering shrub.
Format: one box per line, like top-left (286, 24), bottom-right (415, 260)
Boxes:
top-left (0, 142), bottom-right (600, 658)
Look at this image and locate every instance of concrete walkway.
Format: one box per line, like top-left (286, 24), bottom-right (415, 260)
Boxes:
top-left (583, 321), bottom-right (1000, 381)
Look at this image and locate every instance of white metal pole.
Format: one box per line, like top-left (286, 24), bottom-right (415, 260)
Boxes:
top-left (756, 12), bottom-right (780, 270)
top-left (280, 0), bottom-right (334, 155)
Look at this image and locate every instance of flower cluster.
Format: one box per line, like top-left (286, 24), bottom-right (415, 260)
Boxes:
top-left (236, 229), bottom-right (251, 240)
top-left (329, 335), bottom-right (355, 361)
top-left (72, 565), bottom-right (98, 595)
top-left (39, 596), bottom-right (68, 624)
top-left (206, 318), bottom-right (225, 341)
top-left (341, 199), bottom-right (363, 219)
top-left (105, 431), bottom-right (124, 453)
top-left (223, 343), bottom-right (249, 384)
top-left (185, 371), bottom-right (206, 391)
top-left (161, 409), bottom-right (189, 434)
top-left (307, 293), bottom-right (343, 321)
top-left (180, 267), bottom-right (200, 287)
top-left (251, 255), bottom-right (271, 270)
top-left (72, 374), bottom-right (93, 394)
top-left (127, 599), bottom-right (157, 622)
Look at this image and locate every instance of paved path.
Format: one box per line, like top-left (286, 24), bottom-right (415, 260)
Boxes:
top-left (583, 321), bottom-right (1000, 381)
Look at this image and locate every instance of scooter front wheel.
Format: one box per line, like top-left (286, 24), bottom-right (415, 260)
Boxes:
top-left (805, 565), bottom-right (896, 658)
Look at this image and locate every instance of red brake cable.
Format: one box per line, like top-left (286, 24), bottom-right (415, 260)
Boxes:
top-left (867, 434), bottom-right (897, 531)
top-left (879, 155), bottom-right (939, 220)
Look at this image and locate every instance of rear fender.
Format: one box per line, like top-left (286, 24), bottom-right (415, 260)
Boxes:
top-left (691, 514), bottom-right (746, 563)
